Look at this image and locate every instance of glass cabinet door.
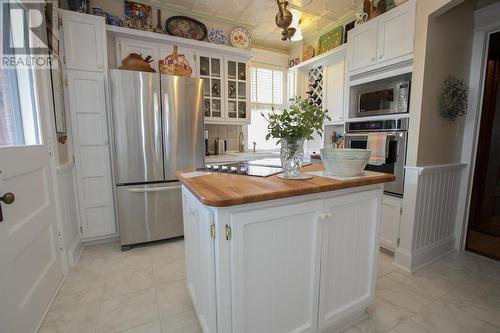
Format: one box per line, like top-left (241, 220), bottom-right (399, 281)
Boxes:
top-left (226, 60), bottom-right (248, 121)
top-left (199, 55), bottom-right (224, 120)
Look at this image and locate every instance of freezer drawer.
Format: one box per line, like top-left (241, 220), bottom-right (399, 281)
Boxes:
top-left (116, 182), bottom-right (183, 246)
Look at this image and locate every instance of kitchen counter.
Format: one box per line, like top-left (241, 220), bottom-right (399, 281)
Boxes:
top-left (177, 163), bottom-right (394, 207)
top-left (180, 165), bottom-right (393, 333)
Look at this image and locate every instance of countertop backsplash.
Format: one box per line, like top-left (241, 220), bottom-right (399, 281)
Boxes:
top-left (206, 124), bottom-right (243, 154)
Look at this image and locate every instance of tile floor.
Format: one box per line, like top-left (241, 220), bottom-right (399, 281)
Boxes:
top-left (39, 239), bottom-right (500, 333)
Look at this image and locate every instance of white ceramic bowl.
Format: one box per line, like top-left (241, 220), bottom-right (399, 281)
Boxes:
top-left (320, 148), bottom-right (371, 177)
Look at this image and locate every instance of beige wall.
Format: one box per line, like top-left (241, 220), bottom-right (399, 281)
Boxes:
top-left (405, 0), bottom-right (472, 166)
top-left (415, 1), bottom-right (474, 165)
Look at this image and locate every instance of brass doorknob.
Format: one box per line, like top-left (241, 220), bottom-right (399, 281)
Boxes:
top-left (0, 192), bottom-right (15, 205)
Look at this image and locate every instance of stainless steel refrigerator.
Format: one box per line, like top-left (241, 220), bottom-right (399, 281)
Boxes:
top-left (109, 69), bottom-right (204, 249)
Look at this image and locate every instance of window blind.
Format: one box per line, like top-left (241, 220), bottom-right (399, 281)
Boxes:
top-left (251, 67), bottom-right (283, 108)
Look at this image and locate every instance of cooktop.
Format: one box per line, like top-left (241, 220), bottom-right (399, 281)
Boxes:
top-left (205, 158), bottom-right (311, 177)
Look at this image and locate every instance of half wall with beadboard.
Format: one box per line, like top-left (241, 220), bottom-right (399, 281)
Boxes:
top-left (395, 163), bottom-right (466, 271)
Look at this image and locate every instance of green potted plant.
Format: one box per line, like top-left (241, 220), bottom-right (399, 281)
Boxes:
top-left (263, 97), bottom-right (330, 178)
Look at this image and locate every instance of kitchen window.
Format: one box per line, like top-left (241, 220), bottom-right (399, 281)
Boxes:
top-left (0, 1), bottom-right (41, 147)
top-left (248, 66), bottom-right (284, 151)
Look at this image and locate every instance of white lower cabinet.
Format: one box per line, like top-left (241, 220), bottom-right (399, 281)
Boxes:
top-left (319, 192), bottom-right (379, 331)
top-left (229, 200), bottom-right (323, 333)
top-left (380, 195), bottom-right (402, 252)
top-left (182, 186), bottom-right (383, 333)
top-left (182, 190), bottom-right (217, 333)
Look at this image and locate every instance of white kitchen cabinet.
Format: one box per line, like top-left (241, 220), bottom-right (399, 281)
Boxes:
top-left (377, 1), bottom-right (416, 66)
top-left (324, 58), bottom-right (347, 122)
top-left (199, 54), bottom-right (225, 121)
top-left (225, 58), bottom-right (250, 123)
top-left (347, 22), bottom-right (379, 73)
top-left (182, 184), bottom-right (383, 333)
top-left (228, 200), bottom-right (323, 333)
top-left (182, 190), bottom-right (217, 333)
top-left (116, 38), bottom-right (159, 71)
top-left (66, 71), bottom-right (117, 239)
top-left (159, 45), bottom-right (198, 78)
top-left (60, 10), bottom-right (106, 72)
top-left (319, 191), bottom-right (379, 331)
top-left (380, 195), bottom-right (402, 252)
top-left (347, 0), bottom-right (416, 74)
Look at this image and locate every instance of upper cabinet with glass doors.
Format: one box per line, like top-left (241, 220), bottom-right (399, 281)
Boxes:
top-left (199, 54), bottom-right (250, 124)
top-left (226, 59), bottom-right (249, 123)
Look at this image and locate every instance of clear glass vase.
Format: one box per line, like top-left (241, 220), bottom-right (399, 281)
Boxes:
top-left (280, 137), bottom-right (305, 178)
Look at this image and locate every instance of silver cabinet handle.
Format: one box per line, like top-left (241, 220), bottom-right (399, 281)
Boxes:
top-left (127, 186), bottom-right (182, 193)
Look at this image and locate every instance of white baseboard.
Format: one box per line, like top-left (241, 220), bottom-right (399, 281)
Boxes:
top-left (395, 236), bottom-right (456, 272)
top-left (68, 236), bottom-right (83, 267)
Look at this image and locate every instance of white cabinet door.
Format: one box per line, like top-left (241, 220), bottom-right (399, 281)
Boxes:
top-left (116, 38), bottom-right (159, 71)
top-left (66, 71), bottom-right (116, 239)
top-left (60, 10), bottom-right (106, 72)
top-left (318, 190), bottom-right (380, 331)
top-left (347, 22), bottom-right (378, 72)
top-left (377, 1), bottom-right (416, 65)
top-left (228, 200), bottom-right (323, 333)
top-left (182, 189), bottom-right (217, 333)
top-left (380, 195), bottom-right (402, 251)
top-left (325, 59), bottom-right (346, 122)
top-left (159, 45), bottom-right (198, 78)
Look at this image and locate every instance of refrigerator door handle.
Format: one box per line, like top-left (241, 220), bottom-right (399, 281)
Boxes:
top-left (153, 92), bottom-right (162, 163)
top-left (127, 186), bottom-right (182, 193)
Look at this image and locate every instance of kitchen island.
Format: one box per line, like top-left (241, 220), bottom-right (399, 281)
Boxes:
top-left (177, 164), bottom-right (394, 333)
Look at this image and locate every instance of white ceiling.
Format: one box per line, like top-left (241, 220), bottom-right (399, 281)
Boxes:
top-left (147, 0), bottom-right (362, 49)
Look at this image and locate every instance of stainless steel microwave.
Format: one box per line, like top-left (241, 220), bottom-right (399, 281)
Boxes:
top-left (357, 80), bottom-right (410, 117)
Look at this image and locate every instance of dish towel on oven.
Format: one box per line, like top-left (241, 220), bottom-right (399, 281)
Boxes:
top-left (367, 132), bottom-right (387, 166)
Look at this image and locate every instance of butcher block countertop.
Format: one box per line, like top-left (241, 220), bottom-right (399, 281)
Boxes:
top-left (176, 164), bottom-right (395, 207)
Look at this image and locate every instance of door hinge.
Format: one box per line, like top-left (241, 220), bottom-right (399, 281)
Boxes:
top-left (47, 138), bottom-right (53, 157)
top-left (210, 223), bottom-right (216, 239)
top-left (58, 232), bottom-right (63, 251)
top-left (225, 224), bottom-right (232, 240)
top-left (397, 238), bottom-right (400, 246)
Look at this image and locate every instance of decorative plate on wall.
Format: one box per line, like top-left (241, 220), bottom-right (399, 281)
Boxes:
top-left (208, 28), bottom-right (227, 45)
top-left (230, 28), bottom-right (252, 50)
top-left (124, 1), bottom-right (152, 31)
top-left (317, 26), bottom-right (343, 54)
top-left (166, 16), bottom-right (207, 41)
top-left (303, 45), bottom-right (315, 61)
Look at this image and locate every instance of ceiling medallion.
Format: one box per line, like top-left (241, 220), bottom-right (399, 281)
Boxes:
top-left (275, 0), bottom-right (296, 41)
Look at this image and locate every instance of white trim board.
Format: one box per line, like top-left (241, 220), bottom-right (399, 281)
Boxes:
top-left (456, 2), bottom-right (500, 251)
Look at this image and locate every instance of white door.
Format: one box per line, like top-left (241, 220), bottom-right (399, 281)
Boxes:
top-left (228, 200), bottom-right (323, 333)
top-left (347, 22), bottom-right (378, 72)
top-left (318, 190), bottom-right (380, 332)
top-left (377, 0), bottom-right (416, 66)
top-left (60, 9), bottom-right (106, 72)
top-left (66, 71), bottom-right (116, 239)
top-left (0, 69), bottom-right (64, 331)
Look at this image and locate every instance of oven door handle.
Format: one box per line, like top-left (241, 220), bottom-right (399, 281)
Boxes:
top-left (345, 132), bottom-right (403, 137)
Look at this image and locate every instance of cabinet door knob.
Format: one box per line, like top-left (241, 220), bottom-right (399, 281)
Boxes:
top-left (371, 57), bottom-right (375, 62)
top-left (379, 54), bottom-right (383, 59)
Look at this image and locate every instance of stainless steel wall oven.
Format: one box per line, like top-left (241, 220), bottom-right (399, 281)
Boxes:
top-left (345, 118), bottom-right (408, 196)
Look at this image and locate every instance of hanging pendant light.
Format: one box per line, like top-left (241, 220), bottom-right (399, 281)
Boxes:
top-left (289, 9), bottom-right (303, 41)
top-left (275, 0), bottom-right (296, 41)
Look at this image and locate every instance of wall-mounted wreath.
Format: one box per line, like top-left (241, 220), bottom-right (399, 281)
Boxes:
top-left (439, 76), bottom-right (468, 121)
